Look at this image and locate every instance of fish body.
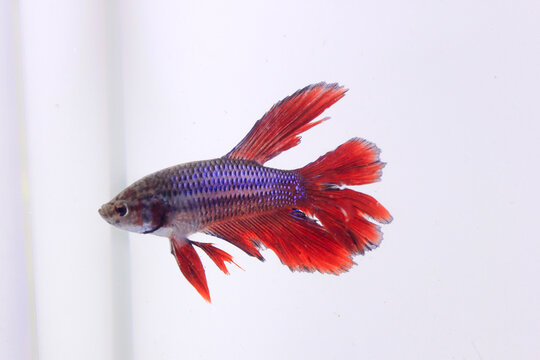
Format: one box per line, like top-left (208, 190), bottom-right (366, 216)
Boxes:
top-left (99, 83), bottom-right (392, 302)
top-left (100, 159), bottom-right (302, 237)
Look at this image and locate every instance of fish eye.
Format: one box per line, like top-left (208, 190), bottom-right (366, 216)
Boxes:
top-left (115, 204), bottom-right (128, 217)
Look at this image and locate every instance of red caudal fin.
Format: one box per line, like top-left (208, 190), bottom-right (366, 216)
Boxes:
top-left (226, 83), bottom-right (347, 164)
top-left (170, 237), bottom-right (211, 302)
top-left (297, 138), bottom-right (392, 255)
top-left (299, 138), bottom-right (387, 186)
top-left (205, 209), bottom-right (355, 274)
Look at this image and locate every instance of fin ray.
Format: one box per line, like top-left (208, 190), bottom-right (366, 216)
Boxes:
top-left (298, 138), bottom-right (386, 186)
top-left (226, 82), bottom-right (347, 164)
top-left (192, 241), bottom-right (242, 274)
top-left (205, 209), bottom-right (354, 274)
top-left (170, 237), bottom-right (211, 302)
top-left (297, 138), bottom-right (393, 254)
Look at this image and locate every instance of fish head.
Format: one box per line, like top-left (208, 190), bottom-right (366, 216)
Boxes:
top-left (99, 185), bottom-right (167, 234)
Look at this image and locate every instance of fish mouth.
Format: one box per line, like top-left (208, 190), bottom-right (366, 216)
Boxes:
top-left (98, 203), bottom-right (114, 223)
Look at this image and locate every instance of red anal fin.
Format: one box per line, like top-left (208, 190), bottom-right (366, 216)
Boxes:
top-left (204, 224), bottom-right (265, 261)
top-left (226, 83), bottom-right (347, 164)
top-left (170, 237), bottom-right (211, 302)
top-left (192, 242), bottom-right (242, 275)
top-left (205, 209), bottom-right (354, 274)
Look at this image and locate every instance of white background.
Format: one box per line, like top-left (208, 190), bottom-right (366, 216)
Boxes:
top-left (2, 1), bottom-right (539, 359)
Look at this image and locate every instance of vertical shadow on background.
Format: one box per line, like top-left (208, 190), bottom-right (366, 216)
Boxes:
top-left (10, 0), bottom-right (38, 357)
top-left (105, 1), bottom-right (133, 359)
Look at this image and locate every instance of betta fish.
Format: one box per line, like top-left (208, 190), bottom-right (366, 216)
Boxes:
top-left (99, 83), bottom-right (392, 302)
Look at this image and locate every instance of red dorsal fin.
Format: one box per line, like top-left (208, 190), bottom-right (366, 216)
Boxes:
top-left (170, 237), bottom-right (211, 302)
top-left (226, 82), bottom-right (347, 164)
top-left (192, 241), bottom-right (242, 274)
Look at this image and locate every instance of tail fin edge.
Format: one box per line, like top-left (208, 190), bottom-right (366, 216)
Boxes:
top-left (297, 138), bottom-right (392, 255)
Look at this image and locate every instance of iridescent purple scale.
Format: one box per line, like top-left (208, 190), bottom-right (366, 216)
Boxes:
top-left (149, 158), bottom-right (303, 230)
